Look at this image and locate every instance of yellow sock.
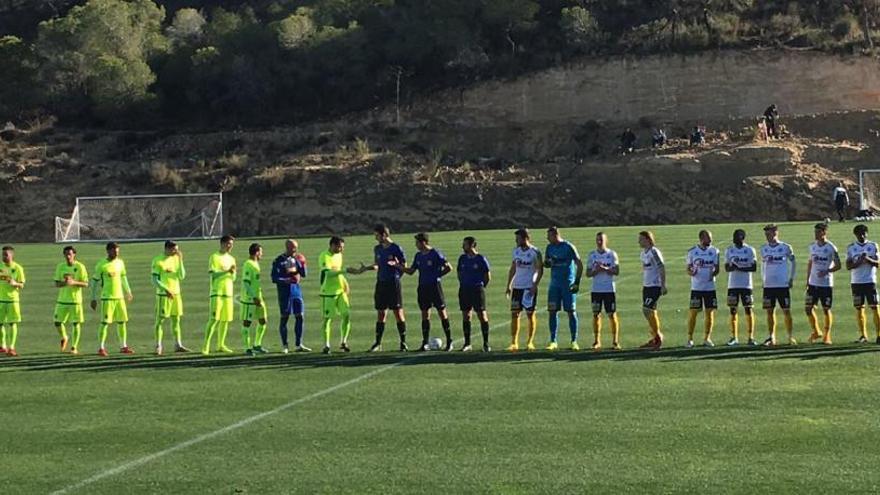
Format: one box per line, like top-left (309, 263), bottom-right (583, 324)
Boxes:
top-left (592, 314), bottom-right (602, 345)
top-left (527, 312), bottom-right (537, 345)
top-left (729, 312), bottom-right (738, 340)
top-left (746, 310), bottom-right (755, 340)
top-left (823, 310), bottom-right (833, 342)
top-left (56, 324), bottom-right (68, 340)
top-left (610, 313), bottom-right (620, 345)
top-left (807, 308), bottom-right (820, 337)
top-left (650, 311), bottom-right (663, 340)
top-left (687, 309), bottom-right (698, 340)
top-left (767, 310), bottom-right (776, 340)
top-left (873, 306), bottom-right (880, 338)
top-left (511, 316), bottom-right (520, 345)
top-left (704, 310), bottom-right (715, 340)
top-left (784, 311), bottom-right (794, 340)
top-left (857, 308), bottom-right (868, 339)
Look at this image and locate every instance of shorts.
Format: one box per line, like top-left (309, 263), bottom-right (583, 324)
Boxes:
top-left (591, 292), bottom-right (616, 314)
top-left (155, 294), bottom-right (183, 320)
top-left (100, 299), bottom-right (128, 324)
top-left (459, 286), bottom-right (486, 312)
top-left (689, 290), bottom-right (718, 310)
top-left (805, 285), bottom-right (833, 309)
top-left (209, 296), bottom-right (234, 322)
top-left (510, 288), bottom-right (537, 312)
top-left (727, 288), bottom-right (754, 308)
top-left (375, 280), bottom-right (403, 311)
top-left (54, 303), bottom-right (84, 324)
top-left (0, 301), bottom-right (22, 324)
top-left (277, 288), bottom-right (305, 316)
top-left (321, 293), bottom-right (351, 318)
top-left (418, 283), bottom-right (446, 311)
top-left (241, 301), bottom-right (268, 322)
top-left (762, 287), bottom-right (791, 310)
top-left (548, 285), bottom-right (576, 312)
top-left (642, 287), bottom-right (662, 310)
top-left (852, 283), bottom-right (878, 308)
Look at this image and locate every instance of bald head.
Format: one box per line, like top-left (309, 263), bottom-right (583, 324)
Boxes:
top-left (285, 239), bottom-right (298, 255)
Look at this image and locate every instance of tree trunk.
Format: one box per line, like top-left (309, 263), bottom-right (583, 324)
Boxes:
top-left (862, 6), bottom-right (874, 49)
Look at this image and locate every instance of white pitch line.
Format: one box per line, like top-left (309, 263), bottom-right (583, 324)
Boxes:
top-left (51, 320), bottom-right (511, 495)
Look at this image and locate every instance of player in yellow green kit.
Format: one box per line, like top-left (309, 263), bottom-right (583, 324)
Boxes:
top-left (90, 242), bottom-right (134, 356)
top-left (241, 243), bottom-right (268, 355)
top-left (0, 246), bottom-right (25, 357)
top-left (319, 236), bottom-right (359, 354)
top-left (203, 235), bottom-right (236, 355)
top-left (151, 240), bottom-right (189, 355)
top-left (54, 246), bottom-right (88, 355)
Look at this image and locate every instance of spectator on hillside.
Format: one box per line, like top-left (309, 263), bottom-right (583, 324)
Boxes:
top-left (651, 128), bottom-right (667, 148)
top-left (620, 128), bottom-right (637, 154)
top-left (755, 116), bottom-right (769, 142)
top-left (763, 104), bottom-right (779, 139)
top-left (690, 126), bottom-right (705, 146)
top-left (833, 181), bottom-right (850, 222)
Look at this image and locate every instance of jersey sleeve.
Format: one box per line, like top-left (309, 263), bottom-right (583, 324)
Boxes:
top-left (208, 254), bottom-right (218, 273)
top-left (395, 245), bottom-right (406, 265)
top-left (653, 248), bottom-right (665, 265)
top-left (568, 243), bottom-right (581, 260)
top-left (270, 256), bottom-right (285, 284)
top-left (54, 264), bottom-right (64, 283)
top-left (296, 254), bottom-right (307, 278)
top-left (151, 257), bottom-right (160, 277)
top-left (481, 255), bottom-right (491, 272)
top-left (17, 264), bottom-right (25, 284)
top-left (612, 251), bottom-right (620, 266)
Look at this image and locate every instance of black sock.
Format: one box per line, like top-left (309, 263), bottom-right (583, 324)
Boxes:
top-left (421, 320), bottom-right (430, 345)
top-left (481, 320), bottom-right (490, 345)
top-left (463, 319), bottom-right (472, 346)
top-left (441, 318), bottom-right (451, 342)
top-left (397, 321), bottom-right (407, 344)
top-left (374, 321), bottom-right (385, 345)
top-left (279, 315), bottom-right (290, 347)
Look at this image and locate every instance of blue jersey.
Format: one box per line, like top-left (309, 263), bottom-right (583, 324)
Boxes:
top-left (374, 243), bottom-right (405, 282)
top-left (411, 249), bottom-right (447, 286)
top-left (457, 253), bottom-right (490, 288)
top-left (546, 241), bottom-right (579, 287)
top-left (271, 253), bottom-right (307, 300)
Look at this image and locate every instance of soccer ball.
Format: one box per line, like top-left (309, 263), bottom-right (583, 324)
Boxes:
top-left (428, 337), bottom-right (443, 351)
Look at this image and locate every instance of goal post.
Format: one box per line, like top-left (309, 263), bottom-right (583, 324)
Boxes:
top-left (55, 193), bottom-right (223, 243)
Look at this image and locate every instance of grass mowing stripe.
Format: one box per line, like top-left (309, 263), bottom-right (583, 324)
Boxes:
top-left (49, 320), bottom-right (510, 495)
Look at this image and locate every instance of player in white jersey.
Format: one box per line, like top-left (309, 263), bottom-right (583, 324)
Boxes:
top-left (505, 228), bottom-right (544, 351)
top-left (760, 224), bottom-right (797, 346)
top-left (805, 223), bottom-right (841, 345)
top-left (638, 231), bottom-right (666, 349)
top-left (586, 232), bottom-right (620, 350)
top-left (724, 229), bottom-right (758, 346)
top-left (685, 230), bottom-right (720, 348)
top-left (846, 224), bottom-right (880, 344)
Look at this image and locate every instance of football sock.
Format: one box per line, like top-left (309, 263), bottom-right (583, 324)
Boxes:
top-left (71, 323), bottom-right (82, 349)
top-left (57, 323), bottom-right (67, 341)
top-left (7, 323), bottom-right (17, 349)
top-left (873, 306), bottom-right (880, 337)
top-left (0, 324), bottom-right (5, 348)
top-left (441, 318), bottom-right (451, 343)
top-left (592, 314), bottom-right (602, 345)
top-left (511, 316), bottom-right (520, 345)
top-left (117, 322), bottom-right (128, 348)
top-left (783, 311), bottom-right (794, 340)
top-left (255, 322), bottom-right (266, 347)
top-left (322, 318), bottom-right (332, 347)
top-left (548, 311), bottom-right (559, 343)
top-left (610, 313), bottom-right (620, 345)
top-left (203, 320), bottom-right (217, 352)
top-left (279, 315), bottom-right (290, 347)
top-left (568, 312), bottom-right (579, 342)
top-left (341, 314), bottom-right (352, 343)
top-left (241, 325), bottom-right (251, 349)
top-left (823, 310), bottom-right (833, 341)
top-left (857, 308), bottom-right (868, 339)
top-left (217, 321), bottom-right (229, 349)
top-left (171, 316), bottom-right (183, 346)
top-left (649, 311), bottom-right (662, 341)
top-left (687, 309), bottom-right (698, 340)
top-left (294, 314), bottom-right (304, 347)
top-left (396, 321), bottom-right (407, 344)
top-left (99, 323), bottom-right (110, 349)
top-left (421, 319), bottom-right (430, 345)
top-left (463, 319), bottom-right (472, 346)
top-left (807, 308), bottom-right (820, 336)
top-left (704, 310), bottom-right (715, 340)
top-left (480, 320), bottom-right (490, 345)
top-left (374, 321), bottom-right (385, 345)
top-left (154, 320), bottom-right (164, 347)
top-left (745, 309), bottom-right (755, 340)
top-left (527, 312), bottom-right (537, 345)
top-left (766, 311), bottom-right (776, 340)
top-left (729, 312), bottom-right (738, 340)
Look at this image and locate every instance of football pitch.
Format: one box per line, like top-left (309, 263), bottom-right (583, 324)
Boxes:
top-left (2, 221), bottom-right (880, 494)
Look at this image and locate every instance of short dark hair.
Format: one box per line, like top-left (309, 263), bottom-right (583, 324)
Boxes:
top-left (164, 240), bottom-right (177, 249)
top-left (414, 232), bottom-right (429, 243)
top-left (374, 223), bottom-right (390, 236)
top-left (220, 235), bottom-right (235, 244)
top-left (515, 228), bottom-right (529, 239)
top-left (854, 224), bottom-right (869, 235)
top-left (63, 245), bottom-right (76, 254)
top-left (698, 229), bottom-right (711, 239)
top-left (105, 242), bottom-right (119, 251)
top-left (249, 242), bottom-right (262, 255)
top-left (329, 236), bottom-right (344, 246)
top-left (763, 224), bottom-right (778, 232)
top-left (814, 223), bottom-right (828, 232)
top-left (1, 245), bottom-right (13, 252)
top-left (733, 229), bottom-right (746, 238)
top-left (463, 236), bottom-right (477, 247)
top-left (547, 226), bottom-right (559, 233)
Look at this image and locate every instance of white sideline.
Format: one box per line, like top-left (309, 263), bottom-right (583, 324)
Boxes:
top-left (50, 321), bottom-right (510, 494)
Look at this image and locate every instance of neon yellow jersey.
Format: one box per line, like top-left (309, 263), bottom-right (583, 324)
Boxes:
top-left (209, 252), bottom-right (236, 297)
top-left (93, 258), bottom-right (127, 300)
top-left (151, 254), bottom-right (184, 296)
top-left (240, 259), bottom-right (263, 303)
top-left (319, 250), bottom-right (347, 296)
top-left (0, 261), bottom-right (25, 302)
top-left (54, 261), bottom-right (88, 304)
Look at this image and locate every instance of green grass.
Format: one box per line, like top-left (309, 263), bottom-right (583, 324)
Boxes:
top-left (3, 221), bottom-right (880, 494)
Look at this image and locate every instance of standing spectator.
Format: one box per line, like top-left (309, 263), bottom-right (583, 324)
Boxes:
top-left (620, 128), bottom-right (637, 154)
top-left (833, 182), bottom-right (850, 222)
top-left (763, 104), bottom-right (779, 139)
top-left (651, 128), bottom-right (667, 148)
top-left (690, 126), bottom-right (706, 146)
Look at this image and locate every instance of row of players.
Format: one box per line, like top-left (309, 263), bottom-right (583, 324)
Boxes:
top-left (0, 222), bottom-right (876, 357)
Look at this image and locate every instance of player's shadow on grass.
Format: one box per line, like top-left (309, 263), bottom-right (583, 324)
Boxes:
top-left (3, 343), bottom-right (879, 373)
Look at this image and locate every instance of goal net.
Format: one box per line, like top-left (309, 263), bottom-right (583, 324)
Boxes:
top-left (859, 170), bottom-right (880, 213)
top-left (55, 193), bottom-right (223, 242)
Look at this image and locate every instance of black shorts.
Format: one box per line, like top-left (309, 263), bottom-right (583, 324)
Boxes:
top-left (763, 287), bottom-right (791, 310)
top-left (374, 280), bottom-right (402, 311)
top-left (642, 287), bottom-right (662, 310)
top-left (690, 290), bottom-right (718, 310)
top-left (510, 288), bottom-right (537, 312)
top-left (805, 285), bottom-right (833, 309)
top-left (727, 288), bottom-right (754, 308)
top-left (459, 286), bottom-right (486, 312)
top-left (851, 283), bottom-right (878, 308)
top-left (417, 283), bottom-right (446, 311)
top-left (591, 292), bottom-right (616, 314)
